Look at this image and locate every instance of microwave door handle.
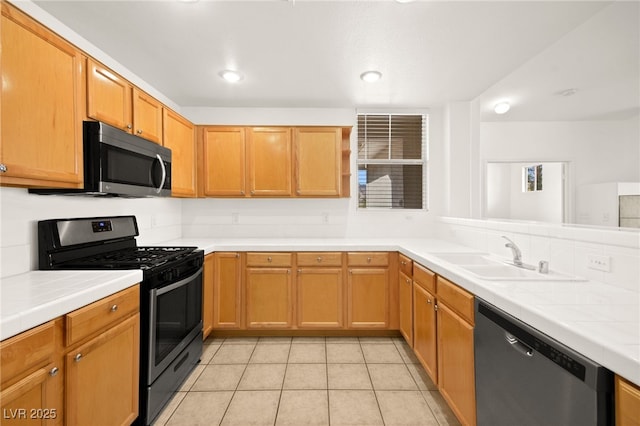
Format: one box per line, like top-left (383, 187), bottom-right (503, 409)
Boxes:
top-left (155, 154), bottom-right (166, 194)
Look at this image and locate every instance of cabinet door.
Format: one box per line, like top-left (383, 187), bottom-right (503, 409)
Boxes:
top-left (86, 58), bottom-right (132, 132)
top-left (1, 4), bottom-right (83, 188)
top-left (213, 253), bottom-right (243, 329)
top-left (413, 283), bottom-right (437, 385)
top-left (247, 128), bottom-right (292, 196)
top-left (398, 271), bottom-right (413, 345)
top-left (246, 268), bottom-right (293, 328)
top-left (297, 268), bottom-right (343, 329)
top-left (163, 109), bottom-right (196, 197)
top-left (66, 314), bottom-right (140, 426)
top-left (437, 303), bottom-right (475, 426)
top-left (202, 254), bottom-right (214, 339)
top-left (132, 88), bottom-right (162, 144)
top-left (1, 365), bottom-right (62, 426)
top-left (1, 321), bottom-right (62, 426)
top-left (202, 128), bottom-right (246, 196)
top-left (294, 127), bottom-right (341, 196)
top-left (616, 376), bottom-right (640, 426)
top-left (347, 268), bottom-right (389, 328)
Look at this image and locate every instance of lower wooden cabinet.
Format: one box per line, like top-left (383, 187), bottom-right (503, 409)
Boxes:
top-left (246, 267), bottom-right (293, 328)
top-left (398, 270), bottom-right (413, 345)
top-left (202, 253), bottom-right (214, 339)
top-left (0, 285), bottom-right (140, 426)
top-left (437, 277), bottom-right (476, 426)
top-left (297, 267), bottom-right (343, 328)
top-left (0, 320), bottom-right (63, 426)
top-left (65, 314), bottom-right (139, 426)
top-left (616, 375), bottom-right (640, 426)
top-left (213, 252), bottom-right (243, 329)
top-left (413, 281), bottom-right (438, 385)
top-left (347, 268), bottom-right (389, 329)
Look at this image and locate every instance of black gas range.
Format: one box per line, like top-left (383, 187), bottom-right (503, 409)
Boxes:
top-left (38, 215), bottom-right (204, 425)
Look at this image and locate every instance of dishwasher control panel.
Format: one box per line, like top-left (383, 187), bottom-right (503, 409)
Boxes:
top-left (532, 339), bottom-right (586, 380)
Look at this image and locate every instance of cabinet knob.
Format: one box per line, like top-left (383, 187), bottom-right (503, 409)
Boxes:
top-left (240, 191), bottom-right (245, 195)
top-left (367, 257), bottom-right (372, 263)
top-left (235, 253), bottom-right (240, 258)
top-left (427, 298), bottom-right (432, 304)
top-left (110, 304), bottom-right (118, 312)
top-left (316, 257), bottom-right (322, 263)
top-left (267, 256), bottom-right (272, 262)
top-left (401, 261), bottom-right (406, 266)
top-left (0, 164), bottom-right (6, 173)
top-left (250, 190), bottom-right (255, 195)
top-left (126, 124), bottom-right (132, 130)
top-left (287, 269), bottom-right (291, 274)
top-left (74, 353), bottom-right (83, 363)
top-left (49, 367), bottom-right (59, 377)
top-left (136, 129), bottom-right (143, 135)
top-left (406, 278), bottom-right (410, 284)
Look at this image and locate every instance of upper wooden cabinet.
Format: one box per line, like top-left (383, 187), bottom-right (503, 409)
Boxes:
top-left (87, 59), bottom-right (163, 144)
top-left (201, 127), bottom-right (246, 196)
top-left (164, 109), bottom-right (196, 197)
top-left (86, 58), bottom-right (133, 132)
top-left (132, 88), bottom-right (162, 144)
top-left (247, 128), bottom-right (292, 196)
top-left (1, 3), bottom-right (83, 188)
top-left (198, 125), bottom-right (351, 198)
top-left (294, 127), bottom-right (341, 196)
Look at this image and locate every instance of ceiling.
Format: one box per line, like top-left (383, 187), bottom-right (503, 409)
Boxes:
top-left (31, 0), bottom-right (639, 121)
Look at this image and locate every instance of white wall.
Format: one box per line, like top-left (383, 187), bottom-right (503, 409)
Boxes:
top-left (180, 107), bottom-right (443, 239)
top-left (0, 188), bottom-right (182, 278)
top-left (479, 116), bottom-right (640, 222)
top-left (509, 162), bottom-right (563, 223)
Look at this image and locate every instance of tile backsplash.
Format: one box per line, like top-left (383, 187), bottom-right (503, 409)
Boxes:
top-left (436, 217), bottom-right (640, 292)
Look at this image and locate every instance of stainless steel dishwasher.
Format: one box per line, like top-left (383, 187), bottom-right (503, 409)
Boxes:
top-left (474, 299), bottom-right (613, 426)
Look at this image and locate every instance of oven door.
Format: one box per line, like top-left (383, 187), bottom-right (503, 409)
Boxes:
top-left (148, 266), bottom-right (203, 383)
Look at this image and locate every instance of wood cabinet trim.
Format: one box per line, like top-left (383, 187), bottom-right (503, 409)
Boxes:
top-left (436, 276), bottom-right (474, 325)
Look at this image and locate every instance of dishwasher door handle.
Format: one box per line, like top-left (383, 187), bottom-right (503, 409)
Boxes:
top-left (505, 332), bottom-right (534, 357)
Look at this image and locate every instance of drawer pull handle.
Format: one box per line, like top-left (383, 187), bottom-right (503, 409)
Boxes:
top-left (110, 304), bottom-right (118, 312)
top-left (235, 253), bottom-right (240, 258)
top-left (317, 257), bottom-right (322, 263)
top-left (136, 129), bottom-right (143, 135)
top-left (367, 257), bottom-right (372, 263)
top-left (49, 367), bottom-right (59, 377)
top-left (74, 353), bottom-right (83, 363)
top-left (126, 124), bottom-right (132, 130)
top-left (0, 164), bottom-right (7, 173)
top-left (406, 278), bottom-right (410, 284)
top-left (267, 256), bottom-right (272, 262)
top-left (427, 298), bottom-right (432, 304)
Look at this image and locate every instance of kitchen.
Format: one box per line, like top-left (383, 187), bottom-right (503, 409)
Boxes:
top-left (1, 0), bottom-right (639, 425)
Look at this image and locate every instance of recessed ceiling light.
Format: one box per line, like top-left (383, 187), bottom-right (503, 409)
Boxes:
top-left (219, 70), bottom-right (243, 83)
top-left (494, 102), bottom-right (510, 114)
top-left (360, 70), bottom-right (382, 83)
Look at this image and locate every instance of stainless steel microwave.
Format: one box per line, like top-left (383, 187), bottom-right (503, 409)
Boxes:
top-left (30, 121), bottom-right (171, 197)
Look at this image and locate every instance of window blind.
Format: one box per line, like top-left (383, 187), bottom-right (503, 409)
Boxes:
top-left (357, 114), bottom-right (427, 209)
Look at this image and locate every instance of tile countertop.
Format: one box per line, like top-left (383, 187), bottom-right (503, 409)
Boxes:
top-left (0, 270), bottom-right (142, 341)
top-left (164, 237), bottom-right (640, 387)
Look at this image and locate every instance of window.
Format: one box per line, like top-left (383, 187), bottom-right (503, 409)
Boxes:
top-left (522, 164), bottom-right (543, 192)
top-left (357, 113), bottom-right (427, 209)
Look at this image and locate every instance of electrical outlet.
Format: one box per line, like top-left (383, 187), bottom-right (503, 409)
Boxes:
top-left (231, 212), bottom-right (239, 224)
top-left (587, 254), bottom-right (611, 272)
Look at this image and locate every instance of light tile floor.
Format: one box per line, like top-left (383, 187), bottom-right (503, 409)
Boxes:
top-left (153, 336), bottom-right (461, 426)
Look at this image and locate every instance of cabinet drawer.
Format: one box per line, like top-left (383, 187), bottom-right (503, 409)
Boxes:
top-left (246, 252), bottom-right (292, 267)
top-left (399, 254), bottom-right (413, 276)
top-left (436, 276), bottom-right (474, 325)
top-left (66, 285), bottom-right (140, 346)
top-left (297, 252), bottom-right (343, 267)
top-left (1, 321), bottom-right (56, 386)
top-left (347, 252), bottom-right (389, 267)
top-left (413, 263), bottom-right (435, 293)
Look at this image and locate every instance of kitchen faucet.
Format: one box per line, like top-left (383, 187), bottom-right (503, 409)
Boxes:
top-left (502, 236), bottom-right (535, 270)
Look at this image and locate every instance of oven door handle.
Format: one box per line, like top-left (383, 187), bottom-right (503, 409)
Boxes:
top-left (155, 154), bottom-right (167, 194)
top-left (153, 266), bottom-right (203, 297)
